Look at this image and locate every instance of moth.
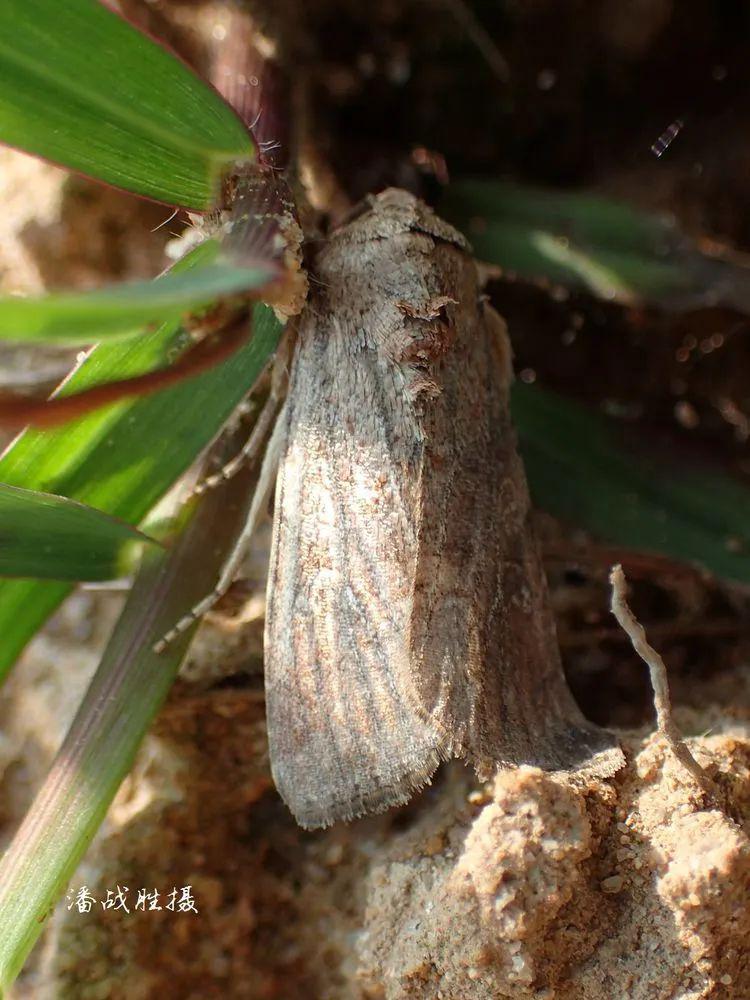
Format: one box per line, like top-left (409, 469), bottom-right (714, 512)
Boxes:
top-left (264, 189), bottom-right (616, 829)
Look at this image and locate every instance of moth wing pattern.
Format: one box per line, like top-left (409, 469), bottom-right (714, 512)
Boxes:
top-left (265, 189), bottom-right (619, 830)
top-left (408, 274), bottom-right (614, 773)
top-left (264, 207), bottom-right (450, 829)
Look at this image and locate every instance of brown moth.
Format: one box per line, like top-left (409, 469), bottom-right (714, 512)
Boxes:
top-left (264, 189), bottom-right (618, 829)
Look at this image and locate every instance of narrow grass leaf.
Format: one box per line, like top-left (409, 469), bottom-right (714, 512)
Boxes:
top-left (0, 257), bottom-right (276, 345)
top-left (0, 424), bottom-right (264, 991)
top-left (444, 179), bottom-right (750, 310)
top-left (0, 281), bottom-right (282, 675)
top-left (514, 382), bottom-right (750, 584)
top-left (0, 483), bottom-right (156, 581)
top-left (0, 0), bottom-right (254, 208)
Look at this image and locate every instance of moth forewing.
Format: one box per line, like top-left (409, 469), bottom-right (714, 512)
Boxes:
top-left (264, 189), bottom-right (618, 830)
top-left (410, 294), bottom-right (613, 772)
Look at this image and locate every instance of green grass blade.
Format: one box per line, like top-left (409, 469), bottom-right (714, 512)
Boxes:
top-left (0, 0), bottom-right (254, 209)
top-left (0, 483), bottom-right (156, 580)
top-left (444, 179), bottom-right (750, 309)
top-left (0, 429), bottom-right (263, 991)
top-left (0, 297), bottom-right (282, 676)
top-left (514, 383), bottom-right (750, 583)
top-left (0, 259), bottom-right (275, 345)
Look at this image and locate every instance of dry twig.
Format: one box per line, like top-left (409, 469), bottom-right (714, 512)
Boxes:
top-left (609, 564), bottom-right (717, 804)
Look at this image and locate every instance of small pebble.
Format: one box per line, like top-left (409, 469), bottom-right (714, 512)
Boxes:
top-left (422, 834), bottom-right (445, 857)
top-left (601, 875), bottom-right (625, 894)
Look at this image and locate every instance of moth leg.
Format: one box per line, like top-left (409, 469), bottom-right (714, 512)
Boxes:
top-left (191, 320), bottom-right (291, 495)
top-left (191, 388), bottom-right (283, 496)
top-left (153, 407), bottom-right (284, 653)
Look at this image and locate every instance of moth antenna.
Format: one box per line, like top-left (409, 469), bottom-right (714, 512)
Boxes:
top-left (153, 404), bottom-right (285, 653)
top-left (191, 383), bottom-right (282, 496)
top-left (205, 3), bottom-right (289, 168)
